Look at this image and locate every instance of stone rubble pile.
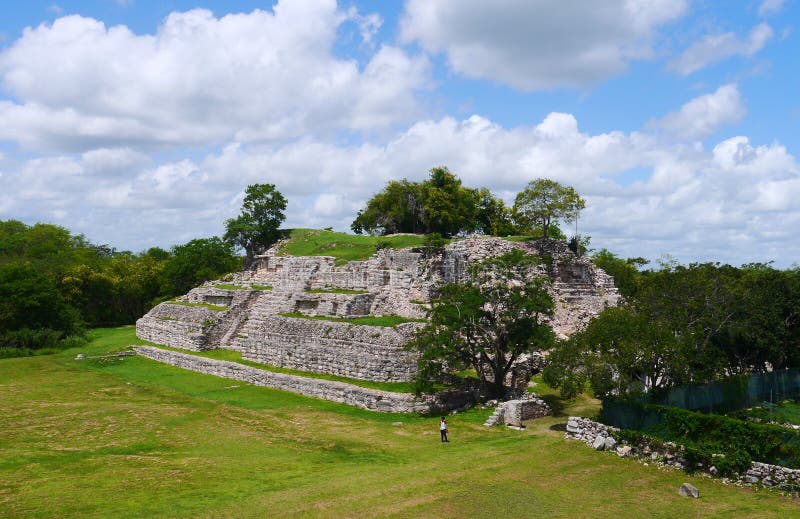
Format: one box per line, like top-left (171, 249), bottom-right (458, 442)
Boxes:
top-left (745, 462), bottom-right (800, 489)
top-left (565, 416), bottom-right (800, 491)
top-left (565, 416), bottom-right (619, 452)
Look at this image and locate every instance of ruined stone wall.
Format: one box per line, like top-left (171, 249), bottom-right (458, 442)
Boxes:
top-left (565, 416), bottom-right (800, 490)
top-left (135, 303), bottom-right (225, 351)
top-left (483, 395), bottom-right (552, 427)
top-left (236, 315), bottom-right (422, 382)
top-left (135, 235), bottom-right (621, 385)
top-left (133, 345), bottom-right (471, 413)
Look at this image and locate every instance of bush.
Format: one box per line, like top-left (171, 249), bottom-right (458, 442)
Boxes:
top-left (0, 328), bottom-right (87, 358)
top-left (602, 399), bottom-right (800, 470)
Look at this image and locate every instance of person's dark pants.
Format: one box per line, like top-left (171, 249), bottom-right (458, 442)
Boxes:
top-left (441, 430), bottom-right (448, 442)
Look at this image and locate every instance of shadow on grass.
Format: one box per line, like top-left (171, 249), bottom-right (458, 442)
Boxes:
top-left (549, 423), bottom-right (567, 432)
top-left (540, 393), bottom-right (567, 417)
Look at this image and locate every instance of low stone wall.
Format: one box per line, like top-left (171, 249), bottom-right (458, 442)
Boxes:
top-left (482, 395), bottom-right (551, 427)
top-left (745, 462), bottom-right (800, 489)
top-left (135, 302), bottom-right (225, 351)
top-left (565, 416), bottom-right (800, 491)
top-left (135, 316), bottom-right (208, 351)
top-left (503, 397), bottom-right (551, 426)
top-left (565, 416), bottom-right (620, 451)
top-left (133, 346), bottom-right (470, 414)
top-left (235, 315), bottom-right (422, 382)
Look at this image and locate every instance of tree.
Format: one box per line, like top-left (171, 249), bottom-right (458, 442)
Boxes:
top-left (591, 249), bottom-right (648, 298)
top-left (474, 187), bottom-right (515, 237)
top-left (0, 263), bottom-right (82, 351)
top-left (543, 305), bottom-right (685, 399)
top-left (351, 179), bottom-right (423, 235)
top-left (543, 262), bottom-right (787, 400)
top-left (161, 238), bottom-right (240, 295)
top-left (408, 249), bottom-right (555, 398)
top-left (351, 167), bottom-right (510, 237)
top-left (513, 179), bottom-right (585, 240)
top-left (224, 184), bottom-right (287, 259)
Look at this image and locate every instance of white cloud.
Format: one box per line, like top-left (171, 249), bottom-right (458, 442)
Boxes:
top-left (400, 0), bottom-right (687, 90)
top-left (669, 23), bottom-right (773, 75)
top-left (0, 2), bottom-right (429, 152)
top-left (758, 0), bottom-right (784, 17)
top-left (4, 107), bottom-right (798, 265)
top-left (651, 84), bottom-right (745, 140)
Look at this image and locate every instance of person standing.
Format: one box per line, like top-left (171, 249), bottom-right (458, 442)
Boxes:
top-left (440, 417), bottom-right (449, 442)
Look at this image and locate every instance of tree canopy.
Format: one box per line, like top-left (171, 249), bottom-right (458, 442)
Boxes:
top-left (351, 167), bottom-right (512, 237)
top-left (224, 183), bottom-right (287, 259)
top-left (544, 261), bottom-right (800, 399)
top-left (513, 178), bottom-right (585, 240)
top-left (408, 249), bottom-right (555, 398)
top-left (0, 220), bottom-right (243, 357)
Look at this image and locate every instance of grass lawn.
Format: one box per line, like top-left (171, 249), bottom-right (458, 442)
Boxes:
top-left (167, 301), bottom-right (229, 312)
top-left (279, 228), bottom-right (432, 264)
top-left (280, 312), bottom-right (425, 327)
top-left (734, 399), bottom-right (800, 426)
top-left (1, 327), bottom-right (798, 518)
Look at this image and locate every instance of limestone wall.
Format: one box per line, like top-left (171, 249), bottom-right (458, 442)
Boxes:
top-left (236, 315), bottom-right (422, 382)
top-left (133, 346), bottom-right (470, 413)
top-left (135, 235), bottom-right (621, 387)
top-left (135, 303), bottom-right (225, 351)
top-left (503, 397), bottom-right (552, 426)
top-left (483, 395), bottom-right (552, 427)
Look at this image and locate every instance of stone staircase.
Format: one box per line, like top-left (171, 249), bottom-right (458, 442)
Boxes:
top-left (210, 290), bottom-right (263, 349)
top-left (483, 405), bottom-right (505, 427)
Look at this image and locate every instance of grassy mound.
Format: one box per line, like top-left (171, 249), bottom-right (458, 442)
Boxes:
top-left (278, 228), bottom-right (431, 264)
top-left (0, 327), bottom-right (797, 517)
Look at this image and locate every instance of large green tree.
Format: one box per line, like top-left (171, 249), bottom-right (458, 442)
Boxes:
top-left (224, 183), bottom-right (287, 259)
top-left (409, 249), bottom-right (555, 398)
top-left (351, 167), bottom-right (511, 237)
top-left (161, 237), bottom-right (241, 295)
top-left (544, 261), bottom-right (800, 399)
top-left (513, 179), bottom-right (585, 240)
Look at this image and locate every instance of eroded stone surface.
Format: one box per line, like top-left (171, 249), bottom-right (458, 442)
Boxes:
top-left (133, 345), bottom-right (471, 413)
top-left (136, 236), bottom-right (620, 383)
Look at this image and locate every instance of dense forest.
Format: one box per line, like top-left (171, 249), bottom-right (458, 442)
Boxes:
top-left (544, 251), bottom-right (800, 398)
top-left (0, 220), bottom-right (240, 357)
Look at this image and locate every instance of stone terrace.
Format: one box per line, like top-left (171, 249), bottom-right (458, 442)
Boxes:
top-left (136, 236), bottom-right (620, 386)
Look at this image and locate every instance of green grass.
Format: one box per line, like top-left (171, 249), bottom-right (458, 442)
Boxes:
top-left (279, 228), bottom-right (432, 264)
top-left (734, 399), bottom-right (800, 426)
top-left (306, 288), bottom-right (369, 295)
top-left (167, 301), bottom-right (228, 311)
top-left (280, 312), bottom-right (425, 327)
top-left (1, 327), bottom-right (798, 518)
top-left (213, 284), bottom-right (273, 291)
top-left (153, 344), bottom-right (417, 393)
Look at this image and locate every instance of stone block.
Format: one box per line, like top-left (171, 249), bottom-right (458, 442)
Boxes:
top-left (679, 483), bottom-right (699, 498)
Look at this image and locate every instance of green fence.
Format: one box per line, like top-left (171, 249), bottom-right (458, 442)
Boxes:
top-left (600, 399), bottom-right (800, 469)
top-left (644, 368), bottom-right (800, 414)
top-left (600, 369), bottom-right (800, 470)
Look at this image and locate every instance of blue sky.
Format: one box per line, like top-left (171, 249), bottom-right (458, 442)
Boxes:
top-left (0, 0), bottom-right (799, 266)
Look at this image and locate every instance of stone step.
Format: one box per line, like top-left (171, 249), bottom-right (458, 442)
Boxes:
top-left (483, 405), bottom-right (505, 427)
